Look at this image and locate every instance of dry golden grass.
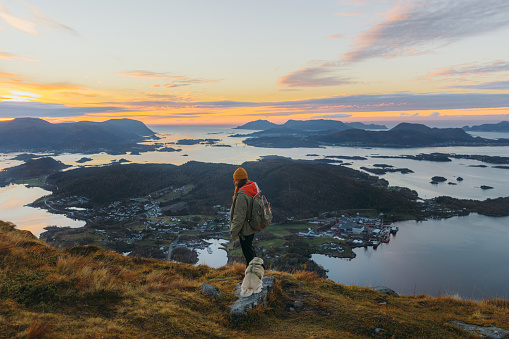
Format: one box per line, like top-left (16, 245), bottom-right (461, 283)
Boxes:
top-left (26, 317), bottom-right (55, 339)
top-left (2, 220), bottom-right (509, 338)
top-left (482, 297), bottom-right (509, 309)
top-left (231, 261), bottom-right (246, 275)
top-left (292, 270), bottom-right (321, 281)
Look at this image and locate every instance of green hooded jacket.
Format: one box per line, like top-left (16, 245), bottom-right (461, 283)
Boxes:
top-left (230, 181), bottom-right (261, 238)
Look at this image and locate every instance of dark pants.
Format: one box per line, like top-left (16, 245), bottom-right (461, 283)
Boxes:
top-left (239, 234), bottom-right (257, 265)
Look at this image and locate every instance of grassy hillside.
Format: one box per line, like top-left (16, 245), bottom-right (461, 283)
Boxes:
top-left (1, 220), bottom-right (508, 338)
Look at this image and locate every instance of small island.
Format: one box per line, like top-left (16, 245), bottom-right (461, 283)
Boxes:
top-left (430, 176), bottom-right (447, 184)
top-left (76, 157), bottom-right (93, 163)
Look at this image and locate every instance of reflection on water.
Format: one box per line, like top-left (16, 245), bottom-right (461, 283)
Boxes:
top-left (195, 239), bottom-right (228, 268)
top-left (0, 184), bottom-right (85, 237)
top-left (312, 214), bottom-right (509, 300)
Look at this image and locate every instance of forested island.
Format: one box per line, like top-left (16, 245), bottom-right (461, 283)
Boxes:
top-left (237, 122), bottom-right (509, 148)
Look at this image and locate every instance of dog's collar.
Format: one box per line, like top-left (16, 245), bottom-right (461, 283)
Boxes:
top-left (247, 266), bottom-right (262, 280)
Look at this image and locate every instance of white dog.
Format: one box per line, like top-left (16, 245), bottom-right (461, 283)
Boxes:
top-left (240, 257), bottom-right (264, 297)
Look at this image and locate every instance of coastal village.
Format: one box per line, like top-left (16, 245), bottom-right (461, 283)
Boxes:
top-left (38, 181), bottom-right (470, 269)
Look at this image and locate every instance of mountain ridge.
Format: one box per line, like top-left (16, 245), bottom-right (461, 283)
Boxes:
top-left (235, 119), bottom-right (387, 131)
top-left (463, 121), bottom-right (509, 132)
top-left (0, 118), bottom-right (155, 153)
top-left (242, 123), bottom-right (509, 148)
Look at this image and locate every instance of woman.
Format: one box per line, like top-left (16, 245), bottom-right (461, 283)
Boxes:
top-left (230, 167), bottom-right (262, 265)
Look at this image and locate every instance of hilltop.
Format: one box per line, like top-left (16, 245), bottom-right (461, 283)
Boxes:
top-left (1, 220), bottom-right (508, 338)
top-left (0, 157), bottom-right (70, 187)
top-left (463, 121), bottom-right (509, 132)
top-left (235, 119), bottom-right (386, 131)
top-left (0, 118), bottom-right (156, 154)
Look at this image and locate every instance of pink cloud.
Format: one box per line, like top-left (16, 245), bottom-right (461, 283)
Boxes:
top-left (335, 12), bottom-right (363, 17)
top-left (0, 2), bottom-right (38, 35)
top-left (0, 51), bottom-right (37, 62)
top-left (0, 2), bottom-right (76, 36)
top-left (324, 34), bottom-right (345, 40)
top-left (343, 0), bottom-right (509, 62)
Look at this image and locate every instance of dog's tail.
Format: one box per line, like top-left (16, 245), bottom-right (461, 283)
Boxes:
top-left (240, 287), bottom-right (254, 298)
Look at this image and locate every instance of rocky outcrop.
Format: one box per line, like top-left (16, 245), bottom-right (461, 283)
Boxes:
top-left (372, 286), bottom-right (399, 297)
top-left (200, 284), bottom-right (222, 299)
top-left (445, 321), bottom-right (509, 338)
top-left (230, 276), bottom-right (276, 319)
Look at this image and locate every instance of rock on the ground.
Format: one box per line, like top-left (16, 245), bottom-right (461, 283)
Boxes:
top-left (293, 300), bottom-right (305, 312)
top-left (446, 321), bottom-right (509, 339)
top-left (372, 286), bottom-right (399, 297)
top-left (230, 276), bottom-right (275, 319)
top-left (200, 283), bottom-right (222, 299)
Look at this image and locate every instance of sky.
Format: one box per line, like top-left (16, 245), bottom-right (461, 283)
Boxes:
top-left (1, 0), bottom-right (509, 126)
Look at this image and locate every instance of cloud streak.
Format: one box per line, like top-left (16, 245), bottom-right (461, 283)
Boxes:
top-left (23, 2), bottom-right (77, 36)
top-left (428, 60), bottom-right (509, 78)
top-left (277, 62), bottom-right (353, 87)
top-left (324, 34), bottom-right (345, 40)
top-left (0, 1), bottom-right (76, 36)
top-left (118, 70), bottom-right (222, 88)
top-left (0, 2), bottom-right (38, 35)
top-left (0, 101), bottom-right (127, 118)
top-left (110, 92), bottom-right (509, 113)
top-left (343, 0), bottom-right (509, 62)
top-left (452, 80), bottom-right (509, 90)
top-left (117, 71), bottom-right (183, 80)
top-left (3, 92), bottom-right (509, 120)
top-left (0, 51), bottom-right (37, 62)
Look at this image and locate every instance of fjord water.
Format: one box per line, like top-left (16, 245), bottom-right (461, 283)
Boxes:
top-left (1, 125), bottom-right (509, 299)
top-left (0, 184), bottom-right (85, 236)
top-left (313, 214), bottom-right (509, 300)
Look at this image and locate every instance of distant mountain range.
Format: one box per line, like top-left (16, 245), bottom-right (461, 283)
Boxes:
top-left (235, 119), bottom-right (387, 131)
top-left (0, 118), bottom-right (155, 153)
top-left (240, 123), bottom-right (509, 148)
top-left (463, 121), bottom-right (509, 132)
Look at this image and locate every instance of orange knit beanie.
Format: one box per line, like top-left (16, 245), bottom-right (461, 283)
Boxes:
top-left (233, 167), bottom-right (248, 180)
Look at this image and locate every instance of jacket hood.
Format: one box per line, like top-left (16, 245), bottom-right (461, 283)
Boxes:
top-left (238, 181), bottom-right (260, 198)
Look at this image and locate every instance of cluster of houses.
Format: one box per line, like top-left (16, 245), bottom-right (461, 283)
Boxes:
top-left (297, 215), bottom-right (398, 248)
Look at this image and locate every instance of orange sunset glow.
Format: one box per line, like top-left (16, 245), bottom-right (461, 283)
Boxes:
top-left (1, 1), bottom-right (508, 126)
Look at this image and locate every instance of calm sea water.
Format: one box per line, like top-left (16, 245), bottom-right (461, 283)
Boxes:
top-left (1, 125), bottom-right (508, 299)
top-left (0, 184), bottom-right (85, 236)
top-left (313, 214), bottom-right (509, 300)
top-left (196, 239), bottom-right (229, 268)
